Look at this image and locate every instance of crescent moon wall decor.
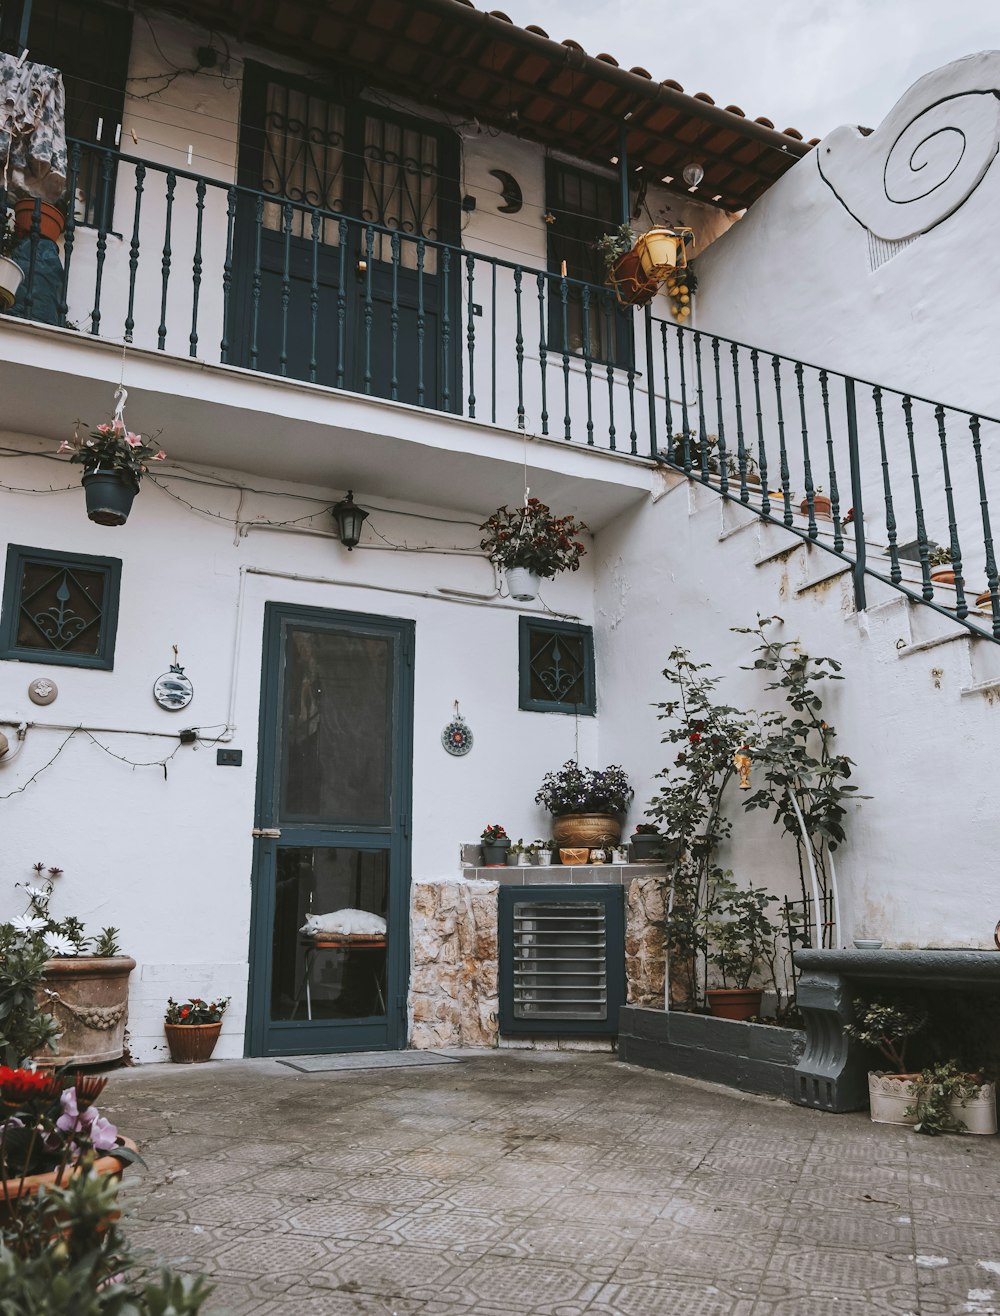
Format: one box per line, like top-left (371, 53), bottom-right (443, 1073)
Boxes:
top-left (489, 168), bottom-right (523, 214)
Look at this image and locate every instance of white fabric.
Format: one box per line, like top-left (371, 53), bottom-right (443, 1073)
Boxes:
top-left (301, 909), bottom-right (386, 937)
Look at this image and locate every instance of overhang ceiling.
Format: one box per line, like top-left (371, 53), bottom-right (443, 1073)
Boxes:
top-left (149, 0), bottom-right (817, 211)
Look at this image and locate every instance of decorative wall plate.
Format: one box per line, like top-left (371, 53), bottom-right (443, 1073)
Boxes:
top-left (441, 716), bottom-right (473, 756)
top-left (153, 663), bottom-right (194, 711)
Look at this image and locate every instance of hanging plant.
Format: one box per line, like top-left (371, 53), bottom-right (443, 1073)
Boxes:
top-left (480, 498), bottom-right (587, 600)
top-left (598, 225), bottom-right (694, 309)
top-left (58, 409), bottom-right (165, 527)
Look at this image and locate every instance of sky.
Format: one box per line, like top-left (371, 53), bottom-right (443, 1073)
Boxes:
top-left (490, 0), bottom-right (998, 140)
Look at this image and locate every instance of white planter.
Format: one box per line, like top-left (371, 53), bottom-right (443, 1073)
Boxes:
top-left (611, 848), bottom-right (629, 865)
top-left (868, 1072), bottom-right (997, 1133)
top-left (506, 567), bottom-right (540, 601)
top-left (0, 256), bottom-right (24, 310)
top-left (517, 853), bottom-right (531, 866)
top-left (536, 851), bottom-right (553, 866)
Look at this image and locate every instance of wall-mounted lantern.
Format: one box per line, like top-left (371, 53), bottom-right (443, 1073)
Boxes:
top-left (332, 490), bottom-right (369, 551)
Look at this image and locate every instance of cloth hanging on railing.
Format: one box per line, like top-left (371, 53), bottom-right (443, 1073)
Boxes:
top-left (0, 53), bottom-right (67, 201)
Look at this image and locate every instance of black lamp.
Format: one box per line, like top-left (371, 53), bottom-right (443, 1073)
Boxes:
top-left (332, 490), bottom-right (369, 550)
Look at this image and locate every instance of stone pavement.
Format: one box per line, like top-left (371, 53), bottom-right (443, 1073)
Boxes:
top-left (104, 1051), bottom-right (1000, 1316)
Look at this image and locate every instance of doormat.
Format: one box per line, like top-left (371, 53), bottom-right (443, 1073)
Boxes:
top-left (277, 1051), bottom-right (463, 1074)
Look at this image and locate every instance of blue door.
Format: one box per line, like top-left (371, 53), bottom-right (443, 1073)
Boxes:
top-left (247, 605), bottom-right (414, 1056)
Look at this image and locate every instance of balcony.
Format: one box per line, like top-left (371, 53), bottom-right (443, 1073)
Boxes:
top-left (3, 139), bottom-right (1000, 638)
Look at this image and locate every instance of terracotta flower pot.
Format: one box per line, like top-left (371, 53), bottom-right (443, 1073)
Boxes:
top-left (0, 1137), bottom-right (138, 1226)
top-left (800, 493), bottom-right (833, 520)
top-left (164, 1021), bottom-right (222, 1063)
top-left (606, 248), bottom-right (660, 308)
top-left (552, 813), bottom-right (622, 847)
top-left (930, 567), bottom-right (956, 584)
top-left (706, 988), bottom-right (763, 1021)
top-left (14, 198), bottom-right (66, 242)
top-left (33, 956), bottom-right (136, 1068)
top-left (976, 590), bottom-right (995, 610)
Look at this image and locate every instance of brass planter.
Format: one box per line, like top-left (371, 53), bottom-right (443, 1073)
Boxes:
top-left (551, 813), bottom-right (622, 847)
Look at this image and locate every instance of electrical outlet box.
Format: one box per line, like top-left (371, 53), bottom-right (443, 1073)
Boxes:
top-left (216, 748), bottom-right (243, 767)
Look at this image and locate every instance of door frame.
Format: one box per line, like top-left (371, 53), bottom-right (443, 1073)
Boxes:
top-left (245, 602), bottom-right (414, 1056)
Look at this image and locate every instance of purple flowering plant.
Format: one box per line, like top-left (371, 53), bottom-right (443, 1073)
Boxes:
top-left (534, 761), bottom-right (633, 816)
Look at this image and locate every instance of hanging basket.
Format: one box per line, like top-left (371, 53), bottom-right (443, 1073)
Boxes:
top-left (606, 228), bottom-right (692, 308)
top-left (506, 566), bottom-right (540, 601)
top-left (82, 470), bottom-right (140, 526)
top-left (605, 248), bottom-right (661, 308)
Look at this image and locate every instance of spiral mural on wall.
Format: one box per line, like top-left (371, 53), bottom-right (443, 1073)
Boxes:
top-left (817, 55), bottom-right (1000, 243)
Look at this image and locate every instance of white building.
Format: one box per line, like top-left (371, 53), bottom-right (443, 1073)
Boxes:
top-left (1, 0), bottom-right (997, 1064)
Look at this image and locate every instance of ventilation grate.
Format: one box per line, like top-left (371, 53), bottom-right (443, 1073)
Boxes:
top-left (512, 900), bottom-right (608, 1022)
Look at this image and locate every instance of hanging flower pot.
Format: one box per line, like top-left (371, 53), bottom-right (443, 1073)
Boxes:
top-left (58, 411), bottom-right (166, 526)
top-left (82, 470), bottom-right (140, 526)
top-left (0, 255), bottom-right (24, 309)
top-left (14, 197), bottom-right (66, 243)
top-left (634, 227), bottom-right (689, 279)
top-left (606, 247), bottom-right (660, 308)
top-left (506, 566), bottom-right (540, 601)
top-left (480, 499), bottom-right (588, 599)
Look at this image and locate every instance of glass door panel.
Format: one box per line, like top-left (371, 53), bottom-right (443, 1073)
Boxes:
top-left (271, 846), bottom-right (388, 1022)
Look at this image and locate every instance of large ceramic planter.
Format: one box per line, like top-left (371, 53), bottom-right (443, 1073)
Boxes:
top-left (14, 198), bottom-right (66, 242)
top-left (0, 255), bottom-right (24, 309)
top-left (506, 567), bottom-right (540, 601)
top-left (706, 988), bottom-right (763, 1022)
top-left (33, 956), bottom-right (136, 1067)
top-left (868, 1072), bottom-right (997, 1132)
top-left (82, 470), bottom-right (140, 526)
top-left (164, 1021), bottom-right (222, 1064)
top-left (630, 832), bottom-right (663, 861)
top-left (0, 1137), bottom-right (139, 1227)
top-left (552, 813), bottom-right (622, 847)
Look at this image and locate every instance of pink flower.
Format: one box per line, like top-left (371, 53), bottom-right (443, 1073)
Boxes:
top-left (125, 432), bottom-right (143, 448)
top-left (57, 440), bottom-right (73, 453)
top-left (96, 423), bottom-right (111, 433)
top-left (152, 450), bottom-right (166, 460)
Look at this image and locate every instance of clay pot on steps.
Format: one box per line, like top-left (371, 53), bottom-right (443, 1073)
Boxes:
top-left (32, 956), bottom-right (136, 1068)
top-left (800, 493), bottom-right (833, 520)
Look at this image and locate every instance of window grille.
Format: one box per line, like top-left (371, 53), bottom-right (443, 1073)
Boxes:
top-left (0, 544), bottom-right (121, 669)
top-left (518, 618), bottom-right (595, 714)
top-left (498, 886), bottom-right (625, 1036)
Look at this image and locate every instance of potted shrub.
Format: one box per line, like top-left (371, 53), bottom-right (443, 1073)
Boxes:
top-left (163, 996), bottom-right (230, 1064)
top-left (480, 824), bottom-right (510, 866)
top-left (535, 761), bottom-right (633, 848)
top-left (703, 875), bottom-right (780, 1021)
top-left (928, 544), bottom-right (956, 584)
top-left (0, 210), bottom-right (24, 310)
top-left (5, 866), bottom-right (135, 1069)
top-left (845, 999), bottom-right (927, 1125)
top-left (479, 498), bottom-right (587, 602)
top-left (906, 1061), bottom-right (997, 1136)
top-left (505, 839), bottom-right (525, 868)
top-left (57, 418), bottom-right (166, 526)
top-left (535, 840), bottom-right (554, 867)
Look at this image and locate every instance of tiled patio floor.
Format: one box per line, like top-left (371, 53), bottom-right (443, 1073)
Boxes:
top-left (105, 1051), bottom-right (1000, 1315)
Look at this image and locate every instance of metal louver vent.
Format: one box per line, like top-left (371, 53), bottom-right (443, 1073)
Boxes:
top-left (512, 900), bottom-right (607, 1021)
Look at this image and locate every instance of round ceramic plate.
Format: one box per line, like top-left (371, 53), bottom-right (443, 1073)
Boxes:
top-left (441, 718), bottom-right (473, 756)
top-left (153, 668), bottom-right (194, 711)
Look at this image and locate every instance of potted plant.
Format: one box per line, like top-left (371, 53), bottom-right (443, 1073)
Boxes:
top-left (598, 223), bottom-right (690, 309)
top-left (845, 999), bottom-right (927, 1125)
top-left (906, 1061), bottom-right (997, 1136)
top-left (480, 497), bottom-right (587, 602)
top-left (0, 210), bottom-right (24, 310)
top-left (13, 193), bottom-right (67, 244)
top-left (534, 839), bottom-right (554, 867)
top-left (928, 544), bottom-right (956, 584)
top-left (480, 824), bottom-right (510, 866)
top-left (163, 996), bottom-right (229, 1064)
top-left (5, 866), bottom-right (135, 1068)
top-left (703, 874), bottom-right (780, 1021)
top-left (630, 824), bottom-right (664, 862)
top-left (535, 760), bottom-right (633, 848)
top-left (799, 486), bottom-right (832, 520)
top-left (506, 839), bottom-right (525, 868)
top-left (57, 419), bottom-right (166, 526)
top-left (611, 843), bottom-right (629, 865)
top-left (670, 430), bottom-right (720, 475)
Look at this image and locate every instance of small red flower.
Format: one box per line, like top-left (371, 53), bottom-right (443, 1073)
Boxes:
top-left (689, 732), bottom-right (701, 744)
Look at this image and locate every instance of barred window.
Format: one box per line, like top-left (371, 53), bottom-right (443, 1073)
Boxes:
top-left (518, 618), bottom-right (595, 715)
top-left (0, 544), bottom-right (121, 669)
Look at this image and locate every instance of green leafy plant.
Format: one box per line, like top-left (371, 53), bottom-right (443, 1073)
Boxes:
top-left (479, 498), bottom-right (587, 579)
top-left (670, 430), bottom-right (720, 475)
top-left (735, 618), bottom-right (862, 950)
top-left (844, 998), bottom-right (927, 1073)
top-left (906, 1061), bottom-right (988, 1136)
top-left (164, 997), bottom-right (230, 1026)
top-left (58, 420), bottom-right (166, 484)
top-left (0, 929), bottom-right (59, 1068)
top-left (928, 544), bottom-right (952, 567)
top-left (703, 875), bottom-right (780, 991)
top-left (535, 762), bottom-right (633, 816)
top-left (595, 222), bottom-right (636, 272)
top-left (6, 868), bottom-right (126, 960)
top-left (480, 824), bottom-right (508, 844)
top-left (90, 928), bottom-right (122, 958)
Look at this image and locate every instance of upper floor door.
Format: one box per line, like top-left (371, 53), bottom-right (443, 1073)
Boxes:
top-left (232, 62), bottom-right (462, 411)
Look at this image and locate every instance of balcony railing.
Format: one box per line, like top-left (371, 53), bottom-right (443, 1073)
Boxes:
top-left (4, 140), bottom-right (999, 643)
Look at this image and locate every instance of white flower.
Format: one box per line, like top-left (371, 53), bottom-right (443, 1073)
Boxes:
top-left (24, 885), bottom-right (51, 901)
top-left (10, 914), bottom-right (46, 934)
top-left (43, 932), bottom-right (79, 957)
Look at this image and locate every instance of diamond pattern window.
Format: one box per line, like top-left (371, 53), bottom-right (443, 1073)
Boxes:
top-left (0, 545), bottom-right (122, 669)
top-left (519, 618), bottom-right (596, 715)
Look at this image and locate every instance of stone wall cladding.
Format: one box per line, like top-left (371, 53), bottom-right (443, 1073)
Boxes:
top-left (411, 879), bottom-right (500, 1049)
top-left (625, 875), bottom-right (667, 1007)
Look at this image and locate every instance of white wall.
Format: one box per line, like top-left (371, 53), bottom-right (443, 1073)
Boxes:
top-left (594, 473), bottom-right (1000, 956)
top-left (0, 441), bottom-right (603, 1061)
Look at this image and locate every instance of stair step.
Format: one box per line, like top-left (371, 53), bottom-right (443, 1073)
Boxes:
top-left (897, 630), bottom-right (970, 658)
top-left (796, 552), bottom-right (852, 595)
top-left (960, 677), bottom-right (1000, 697)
